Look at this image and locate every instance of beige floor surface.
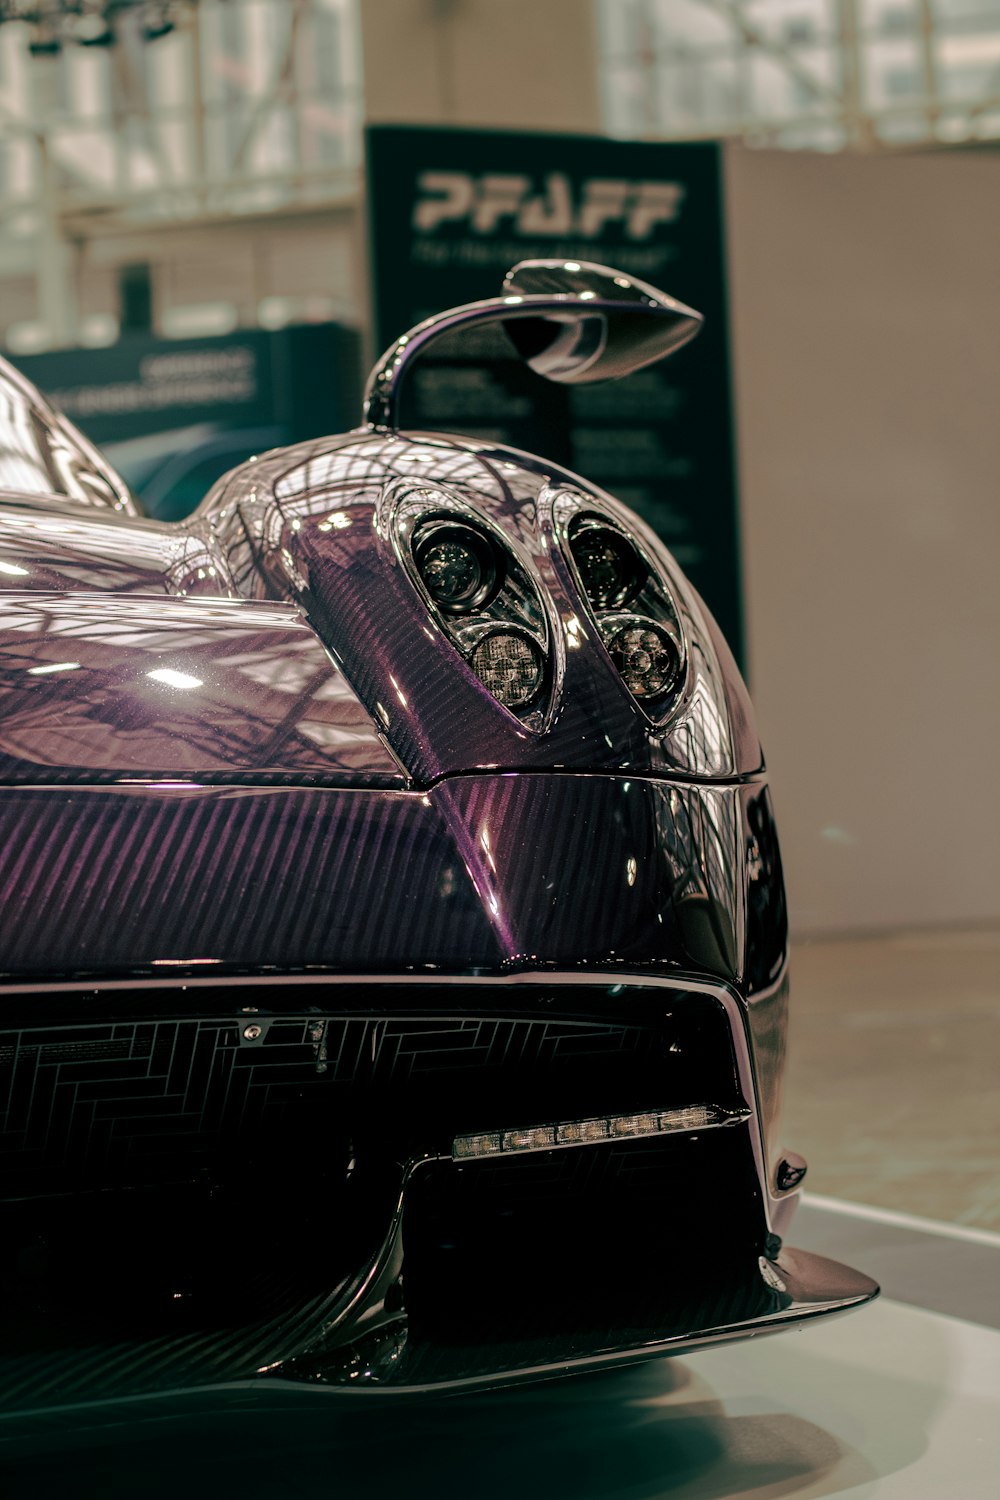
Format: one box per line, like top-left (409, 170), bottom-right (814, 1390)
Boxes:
top-left (781, 926), bottom-right (1000, 1231)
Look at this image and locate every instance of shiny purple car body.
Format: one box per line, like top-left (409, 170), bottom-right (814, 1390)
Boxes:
top-left (0, 261), bottom-right (875, 1417)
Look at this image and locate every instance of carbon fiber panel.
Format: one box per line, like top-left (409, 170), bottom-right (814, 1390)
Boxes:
top-left (0, 593), bottom-right (401, 782)
top-left (0, 774), bottom-right (747, 979)
top-left (290, 1129), bottom-right (774, 1388)
top-left (0, 784), bottom-right (492, 972)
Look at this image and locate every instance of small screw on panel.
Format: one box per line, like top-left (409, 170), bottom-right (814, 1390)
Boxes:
top-left (243, 1023), bottom-right (263, 1042)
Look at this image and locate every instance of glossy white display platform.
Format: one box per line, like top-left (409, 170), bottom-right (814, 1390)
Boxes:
top-left (3, 1202), bottom-right (997, 1498)
top-left (656, 1297), bottom-right (999, 1499)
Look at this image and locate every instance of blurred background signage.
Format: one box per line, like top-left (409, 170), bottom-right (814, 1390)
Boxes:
top-left (16, 324), bottom-right (360, 522)
top-left (366, 124), bottom-right (744, 666)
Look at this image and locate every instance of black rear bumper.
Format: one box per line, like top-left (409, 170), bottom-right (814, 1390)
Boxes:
top-left (0, 975), bottom-right (877, 1413)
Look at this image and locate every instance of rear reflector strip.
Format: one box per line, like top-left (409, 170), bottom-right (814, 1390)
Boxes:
top-left (452, 1103), bottom-right (749, 1160)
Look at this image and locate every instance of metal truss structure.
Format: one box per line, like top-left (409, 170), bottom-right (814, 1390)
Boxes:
top-left (598, 0), bottom-right (1000, 151)
top-left (0, 0), bottom-right (359, 343)
top-left (0, 0), bottom-right (360, 214)
top-left (0, 0), bottom-right (360, 335)
top-left (0, 0), bottom-right (997, 348)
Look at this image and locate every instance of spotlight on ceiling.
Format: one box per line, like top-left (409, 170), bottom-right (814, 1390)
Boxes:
top-left (74, 9), bottom-right (116, 47)
top-left (141, 4), bottom-right (175, 41)
top-left (27, 23), bottom-right (62, 57)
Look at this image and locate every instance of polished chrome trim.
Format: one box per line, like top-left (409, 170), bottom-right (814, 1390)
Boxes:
top-left (540, 483), bottom-right (738, 777)
top-left (0, 967), bottom-right (770, 996)
top-left (551, 489), bottom-right (691, 727)
top-left (380, 475), bottom-right (559, 731)
top-left (0, 766), bottom-right (770, 798)
top-left (364, 287), bottom-right (699, 431)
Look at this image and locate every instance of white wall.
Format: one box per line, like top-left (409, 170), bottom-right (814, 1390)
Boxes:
top-left (360, 0), bottom-right (600, 132)
top-left (725, 146), bottom-right (1000, 934)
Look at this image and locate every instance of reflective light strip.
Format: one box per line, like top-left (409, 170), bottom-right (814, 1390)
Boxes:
top-left (452, 1103), bottom-right (749, 1160)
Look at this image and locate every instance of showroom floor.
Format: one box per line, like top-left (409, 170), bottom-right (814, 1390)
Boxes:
top-left (783, 925), bottom-right (1000, 1230)
top-left (2, 927), bottom-right (997, 1498)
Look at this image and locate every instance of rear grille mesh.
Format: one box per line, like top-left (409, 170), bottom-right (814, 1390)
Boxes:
top-left (0, 988), bottom-right (740, 1201)
top-left (0, 983), bottom-right (755, 1410)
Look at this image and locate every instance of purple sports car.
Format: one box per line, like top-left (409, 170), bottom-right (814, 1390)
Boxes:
top-left (0, 260), bottom-right (875, 1416)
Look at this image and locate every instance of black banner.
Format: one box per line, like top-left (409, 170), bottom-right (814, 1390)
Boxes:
top-left (16, 323), bottom-right (360, 522)
top-left (365, 124), bottom-right (744, 666)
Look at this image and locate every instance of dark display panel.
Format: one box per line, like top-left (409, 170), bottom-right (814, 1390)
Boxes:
top-left (366, 125), bottom-right (744, 665)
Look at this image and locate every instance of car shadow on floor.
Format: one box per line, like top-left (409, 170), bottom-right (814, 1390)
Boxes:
top-left (0, 1349), bottom-right (911, 1500)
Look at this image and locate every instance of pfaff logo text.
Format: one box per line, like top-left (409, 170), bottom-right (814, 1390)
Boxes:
top-left (413, 171), bottom-right (685, 241)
